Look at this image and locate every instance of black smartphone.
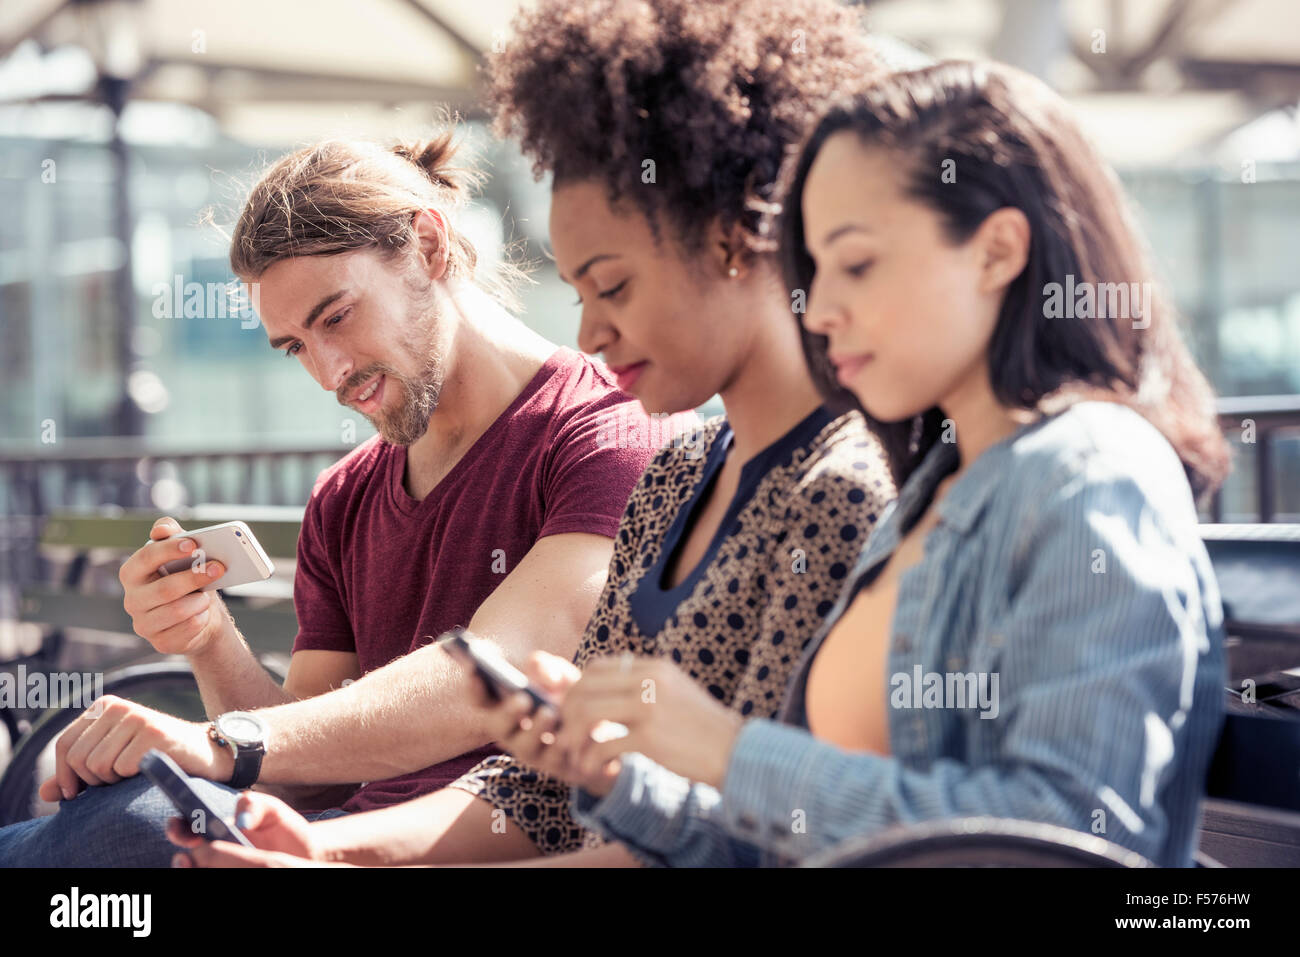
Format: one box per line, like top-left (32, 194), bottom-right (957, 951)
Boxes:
top-left (139, 749), bottom-right (255, 847)
top-left (438, 627), bottom-right (558, 713)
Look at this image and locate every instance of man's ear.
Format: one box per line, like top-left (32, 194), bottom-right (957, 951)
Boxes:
top-left (412, 208), bottom-right (451, 282)
top-left (974, 206), bottom-right (1030, 295)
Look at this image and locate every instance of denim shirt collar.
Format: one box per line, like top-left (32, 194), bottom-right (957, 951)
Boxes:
top-left (933, 435), bottom-right (1005, 535)
top-left (893, 415), bottom-right (1051, 540)
top-left (777, 415), bottom-right (1047, 730)
top-left (849, 437), bottom-right (971, 575)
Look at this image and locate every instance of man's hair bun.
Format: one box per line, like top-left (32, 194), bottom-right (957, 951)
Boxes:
top-left (391, 131), bottom-right (483, 198)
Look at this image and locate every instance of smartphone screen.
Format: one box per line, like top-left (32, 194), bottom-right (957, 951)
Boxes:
top-left (139, 749), bottom-right (255, 847)
top-left (439, 628), bottom-right (558, 712)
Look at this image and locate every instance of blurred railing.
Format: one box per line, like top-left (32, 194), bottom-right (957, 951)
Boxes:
top-left (1213, 396), bottom-right (1300, 525)
top-left (0, 395), bottom-right (1296, 598)
top-left (0, 437), bottom-right (352, 515)
top-left (0, 438), bottom-right (353, 610)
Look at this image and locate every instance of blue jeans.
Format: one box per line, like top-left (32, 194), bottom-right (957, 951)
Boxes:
top-left (0, 776), bottom-right (347, 867)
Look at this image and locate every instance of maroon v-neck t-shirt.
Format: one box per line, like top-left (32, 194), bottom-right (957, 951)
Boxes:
top-left (291, 346), bottom-right (696, 813)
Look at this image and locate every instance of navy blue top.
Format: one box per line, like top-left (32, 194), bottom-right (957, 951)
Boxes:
top-left (627, 405), bottom-right (834, 637)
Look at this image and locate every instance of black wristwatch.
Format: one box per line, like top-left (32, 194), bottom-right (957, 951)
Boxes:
top-left (209, 711), bottom-right (268, 789)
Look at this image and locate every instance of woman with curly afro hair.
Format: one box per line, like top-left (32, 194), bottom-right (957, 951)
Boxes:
top-left (441, 0), bottom-right (898, 866)
top-left (168, 0), bottom-right (900, 868)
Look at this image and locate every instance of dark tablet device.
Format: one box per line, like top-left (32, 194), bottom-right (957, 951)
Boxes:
top-left (139, 748), bottom-right (255, 847)
top-left (438, 626), bottom-right (558, 713)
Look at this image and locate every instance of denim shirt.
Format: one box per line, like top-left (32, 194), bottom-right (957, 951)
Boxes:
top-left (572, 401), bottom-right (1226, 867)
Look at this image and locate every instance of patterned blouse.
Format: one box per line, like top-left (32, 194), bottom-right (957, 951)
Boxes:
top-left (446, 404), bottom-right (895, 854)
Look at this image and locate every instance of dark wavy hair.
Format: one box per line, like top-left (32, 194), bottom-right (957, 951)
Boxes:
top-left (487, 0), bottom-right (884, 259)
top-left (780, 60), bottom-right (1230, 500)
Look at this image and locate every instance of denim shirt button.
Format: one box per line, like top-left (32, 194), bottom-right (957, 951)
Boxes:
top-left (738, 814), bottom-right (758, 833)
top-left (895, 633), bottom-right (911, 652)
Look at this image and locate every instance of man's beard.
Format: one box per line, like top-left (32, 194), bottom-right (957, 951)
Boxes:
top-left (345, 304), bottom-right (445, 446)
top-left (369, 352), bottom-right (443, 446)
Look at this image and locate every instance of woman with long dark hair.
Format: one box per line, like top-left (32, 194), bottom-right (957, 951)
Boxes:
top-left (478, 60), bottom-right (1230, 868)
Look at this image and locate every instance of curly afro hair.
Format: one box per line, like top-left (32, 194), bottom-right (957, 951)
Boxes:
top-left (487, 0), bottom-right (884, 257)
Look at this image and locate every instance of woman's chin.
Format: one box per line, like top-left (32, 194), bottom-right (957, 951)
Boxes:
top-left (854, 393), bottom-right (929, 424)
top-left (634, 395), bottom-right (669, 415)
top-left (640, 383), bottom-right (713, 418)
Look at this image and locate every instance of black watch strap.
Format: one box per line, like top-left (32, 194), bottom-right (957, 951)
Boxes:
top-left (211, 720), bottom-right (265, 789)
top-left (228, 742), bottom-right (265, 790)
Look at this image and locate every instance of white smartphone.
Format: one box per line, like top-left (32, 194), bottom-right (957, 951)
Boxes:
top-left (156, 521), bottom-right (275, 592)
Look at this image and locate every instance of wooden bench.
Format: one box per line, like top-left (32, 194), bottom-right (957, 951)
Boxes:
top-left (19, 506), bottom-right (302, 658)
top-left (1197, 523), bottom-right (1300, 866)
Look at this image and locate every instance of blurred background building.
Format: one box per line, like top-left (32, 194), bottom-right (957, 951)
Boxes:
top-left (1, 0), bottom-right (1297, 571)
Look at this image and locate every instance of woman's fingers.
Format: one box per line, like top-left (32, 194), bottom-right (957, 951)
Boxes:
top-left (552, 684), bottom-right (642, 757)
top-left (525, 651), bottom-right (581, 694)
top-left (501, 698), bottom-right (561, 765)
top-left (571, 738), bottom-right (626, 795)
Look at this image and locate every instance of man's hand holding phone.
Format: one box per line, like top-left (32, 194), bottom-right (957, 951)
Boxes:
top-left (47, 516), bottom-right (284, 802)
top-left (119, 516), bottom-right (230, 656)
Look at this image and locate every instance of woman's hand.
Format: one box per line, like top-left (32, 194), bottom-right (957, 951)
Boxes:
top-left (467, 651), bottom-right (620, 793)
top-left (553, 655), bottom-right (745, 792)
top-left (165, 791), bottom-right (339, 867)
top-left (466, 651), bottom-right (745, 796)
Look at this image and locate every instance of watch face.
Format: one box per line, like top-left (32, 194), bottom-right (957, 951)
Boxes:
top-left (218, 712), bottom-right (266, 746)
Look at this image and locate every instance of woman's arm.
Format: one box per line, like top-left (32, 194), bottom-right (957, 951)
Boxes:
top-left (572, 752), bottom-right (761, 867)
top-left (479, 843), bottom-right (642, 867)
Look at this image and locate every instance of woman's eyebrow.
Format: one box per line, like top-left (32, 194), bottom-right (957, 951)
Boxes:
top-left (821, 223), bottom-right (873, 246)
top-left (559, 253), bottom-right (622, 284)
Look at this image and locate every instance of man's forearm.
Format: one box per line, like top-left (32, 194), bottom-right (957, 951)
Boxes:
top-left (225, 531), bottom-right (599, 789)
top-left (484, 843), bottom-right (643, 868)
top-left (188, 599), bottom-right (294, 716)
top-left (251, 643), bottom-right (491, 785)
top-left (311, 785), bottom-right (539, 865)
